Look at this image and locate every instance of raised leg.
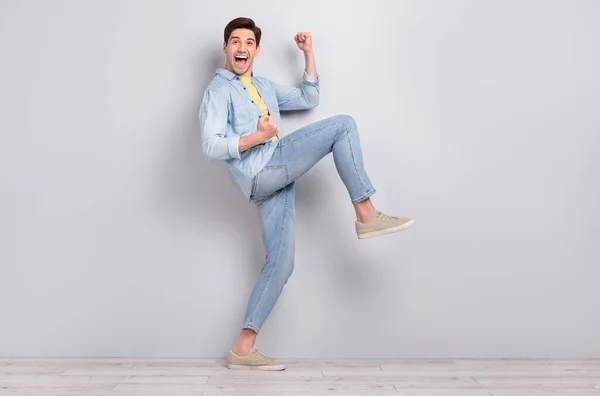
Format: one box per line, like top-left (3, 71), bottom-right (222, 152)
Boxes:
top-left (250, 114), bottom-right (376, 206)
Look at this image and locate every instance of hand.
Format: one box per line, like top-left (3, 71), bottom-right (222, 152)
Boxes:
top-left (256, 115), bottom-right (278, 140)
top-left (294, 32), bottom-right (312, 52)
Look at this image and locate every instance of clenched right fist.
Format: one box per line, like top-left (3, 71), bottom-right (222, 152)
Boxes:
top-left (256, 115), bottom-right (278, 140)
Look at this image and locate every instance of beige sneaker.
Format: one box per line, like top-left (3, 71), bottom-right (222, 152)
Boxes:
top-left (227, 347), bottom-right (286, 371)
top-left (356, 210), bottom-right (415, 239)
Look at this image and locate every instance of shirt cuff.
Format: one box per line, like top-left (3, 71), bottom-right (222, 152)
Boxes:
top-left (303, 70), bottom-right (319, 84)
top-left (227, 135), bottom-right (241, 159)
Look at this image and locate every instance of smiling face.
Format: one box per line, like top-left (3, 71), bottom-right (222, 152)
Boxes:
top-left (223, 28), bottom-right (260, 77)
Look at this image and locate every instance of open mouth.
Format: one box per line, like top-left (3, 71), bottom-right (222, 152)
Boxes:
top-left (234, 54), bottom-right (248, 67)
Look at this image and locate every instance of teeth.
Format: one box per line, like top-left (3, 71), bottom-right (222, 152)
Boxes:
top-left (235, 55), bottom-right (248, 59)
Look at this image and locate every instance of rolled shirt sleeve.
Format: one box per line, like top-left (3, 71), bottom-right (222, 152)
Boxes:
top-left (273, 71), bottom-right (320, 111)
top-left (199, 89), bottom-right (241, 160)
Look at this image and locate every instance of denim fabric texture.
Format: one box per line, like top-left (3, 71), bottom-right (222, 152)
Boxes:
top-left (199, 69), bottom-right (376, 332)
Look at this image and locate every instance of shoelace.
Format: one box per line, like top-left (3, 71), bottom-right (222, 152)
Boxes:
top-left (378, 212), bottom-right (400, 222)
top-left (251, 349), bottom-right (273, 361)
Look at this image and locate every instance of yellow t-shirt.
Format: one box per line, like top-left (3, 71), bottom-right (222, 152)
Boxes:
top-left (240, 76), bottom-right (278, 141)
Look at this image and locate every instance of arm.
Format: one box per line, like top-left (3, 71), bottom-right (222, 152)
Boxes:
top-left (274, 71), bottom-right (320, 111)
top-left (199, 89), bottom-right (240, 160)
top-left (238, 132), bottom-right (267, 152)
top-left (303, 49), bottom-right (317, 81)
top-left (274, 34), bottom-right (320, 111)
top-left (199, 89), bottom-right (267, 160)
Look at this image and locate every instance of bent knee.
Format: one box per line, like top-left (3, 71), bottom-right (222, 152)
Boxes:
top-left (330, 114), bottom-right (358, 139)
top-left (284, 257), bottom-right (294, 278)
top-left (334, 114), bottom-right (358, 133)
top-left (331, 114), bottom-right (355, 126)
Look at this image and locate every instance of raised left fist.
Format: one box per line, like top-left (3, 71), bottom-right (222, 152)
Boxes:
top-left (294, 32), bottom-right (313, 52)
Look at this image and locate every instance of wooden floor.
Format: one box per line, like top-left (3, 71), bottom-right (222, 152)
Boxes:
top-left (1, 357), bottom-right (599, 395)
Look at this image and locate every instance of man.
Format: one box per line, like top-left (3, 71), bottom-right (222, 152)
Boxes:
top-left (199, 17), bottom-right (415, 370)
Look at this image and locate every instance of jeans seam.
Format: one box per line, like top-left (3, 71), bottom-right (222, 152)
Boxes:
top-left (279, 121), bottom-right (337, 148)
top-left (244, 187), bottom-right (290, 330)
top-left (344, 121), bottom-right (369, 200)
top-left (251, 165), bottom-right (288, 206)
top-left (244, 323), bottom-right (259, 332)
top-left (351, 188), bottom-right (376, 204)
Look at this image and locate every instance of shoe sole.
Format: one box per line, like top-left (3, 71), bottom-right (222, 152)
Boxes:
top-left (227, 363), bottom-right (286, 371)
top-left (357, 219), bottom-right (416, 239)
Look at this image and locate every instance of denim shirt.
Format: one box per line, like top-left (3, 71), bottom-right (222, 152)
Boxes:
top-left (199, 68), bottom-right (320, 200)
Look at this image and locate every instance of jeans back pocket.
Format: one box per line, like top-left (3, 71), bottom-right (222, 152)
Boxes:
top-left (251, 165), bottom-right (289, 203)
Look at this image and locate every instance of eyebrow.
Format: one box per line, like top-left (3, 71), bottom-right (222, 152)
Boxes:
top-left (230, 36), bottom-right (255, 42)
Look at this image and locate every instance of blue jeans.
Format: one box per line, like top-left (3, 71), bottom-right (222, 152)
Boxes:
top-left (242, 114), bottom-right (376, 332)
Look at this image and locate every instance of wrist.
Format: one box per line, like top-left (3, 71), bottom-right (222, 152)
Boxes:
top-left (239, 131), bottom-right (264, 153)
top-left (253, 130), bottom-right (266, 141)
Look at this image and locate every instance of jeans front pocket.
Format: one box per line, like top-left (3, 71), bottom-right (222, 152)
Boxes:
top-left (251, 165), bottom-right (289, 202)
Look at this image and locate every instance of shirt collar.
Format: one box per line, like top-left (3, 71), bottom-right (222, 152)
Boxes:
top-left (216, 68), bottom-right (254, 80)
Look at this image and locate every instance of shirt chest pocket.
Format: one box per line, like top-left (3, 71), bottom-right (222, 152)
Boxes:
top-left (230, 103), bottom-right (256, 132)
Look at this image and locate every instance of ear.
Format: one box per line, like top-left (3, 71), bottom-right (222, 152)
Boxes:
top-left (255, 44), bottom-right (260, 56)
top-left (223, 41), bottom-right (227, 54)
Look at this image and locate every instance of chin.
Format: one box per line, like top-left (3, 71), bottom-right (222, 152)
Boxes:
top-left (233, 66), bottom-right (250, 76)
top-left (230, 60), bottom-right (251, 75)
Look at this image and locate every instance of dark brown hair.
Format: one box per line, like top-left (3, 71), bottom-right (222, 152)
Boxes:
top-left (224, 17), bottom-right (262, 46)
